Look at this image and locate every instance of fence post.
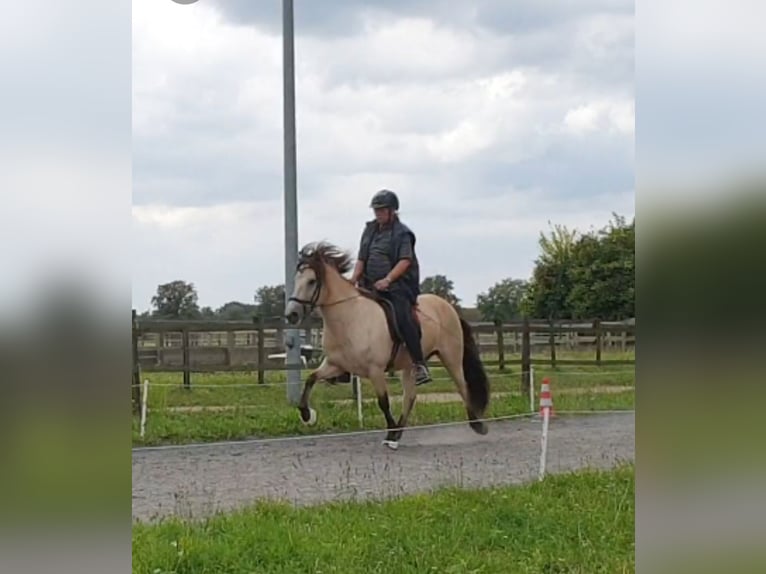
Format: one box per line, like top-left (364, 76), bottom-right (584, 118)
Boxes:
top-left (132, 309), bottom-right (141, 414)
top-left (256, 315), bottom-right (265, 384)
top-left (621, 328), bottom-right (627, 353)
top-left (182, 326), bottom-right (191, 389)
top-left (494, 319), bottom-right (505, 371)
top-left (594, 319), bottom-right (602, 366)
top-left (226, 330), bottom-right (235, 368)
top-left (521, 316), bottom-right (531, 396)
top-left (548, 319), bottom-right (557, 368)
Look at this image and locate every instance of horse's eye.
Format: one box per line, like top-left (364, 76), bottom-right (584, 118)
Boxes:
top-left (308, 279), bottom-right (316, 286)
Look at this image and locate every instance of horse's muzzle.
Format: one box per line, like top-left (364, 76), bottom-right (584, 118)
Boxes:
top-left (285, 310), bottom-right (300, 325)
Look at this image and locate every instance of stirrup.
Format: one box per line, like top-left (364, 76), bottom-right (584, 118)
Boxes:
top-left (414, 364), bottom-right (432, 385)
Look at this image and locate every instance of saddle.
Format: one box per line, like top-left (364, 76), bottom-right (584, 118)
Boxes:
top-left (326, 287), bottom-right (420, 383)
top-left (362, 286), bottom-right (419, 336)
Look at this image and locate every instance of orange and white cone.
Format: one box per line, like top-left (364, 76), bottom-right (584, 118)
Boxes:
top-left (539, 377), bottom-right (555, 418)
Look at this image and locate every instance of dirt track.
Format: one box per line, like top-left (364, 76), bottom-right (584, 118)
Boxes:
top-left (132, 411), bottom-right (634, 523)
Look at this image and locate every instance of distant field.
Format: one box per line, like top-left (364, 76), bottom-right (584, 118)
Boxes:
top-left (132, 463), bottom-right (635, 574)
top-left (133, 349), bottom-right (634, 446)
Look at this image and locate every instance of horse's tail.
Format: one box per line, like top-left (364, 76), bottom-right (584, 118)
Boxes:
top-left (459, 317), bottom-right (490, 415)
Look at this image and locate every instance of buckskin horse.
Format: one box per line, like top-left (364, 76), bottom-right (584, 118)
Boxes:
top-left (283, 241), bottom-right (490, 450)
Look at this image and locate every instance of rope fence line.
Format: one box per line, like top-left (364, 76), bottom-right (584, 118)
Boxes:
top-left (132, 409), bottom-right (635, 453)
top-left (133, 363), bottom-right (635, 483)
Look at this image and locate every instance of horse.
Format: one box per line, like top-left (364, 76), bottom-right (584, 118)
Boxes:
top-left (284, 241), bottom-right (491, 450)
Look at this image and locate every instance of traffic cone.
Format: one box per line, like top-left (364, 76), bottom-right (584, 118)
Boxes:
top-left (539, 377), bottom-right (555, 417)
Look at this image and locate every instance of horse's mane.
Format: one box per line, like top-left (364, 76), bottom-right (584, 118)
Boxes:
top-left (298, 241), bottom-right (354, 276)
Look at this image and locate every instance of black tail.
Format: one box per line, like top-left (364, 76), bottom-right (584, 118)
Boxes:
top-left (460, 317), bottom-right (490, 415)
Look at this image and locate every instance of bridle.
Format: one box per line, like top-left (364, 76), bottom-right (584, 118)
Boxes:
top-left (287, 261), bottom-right (323, 317)
top-left (288, 260), bottom-right (361, 318)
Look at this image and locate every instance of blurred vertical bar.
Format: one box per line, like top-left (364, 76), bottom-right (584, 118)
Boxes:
top-left (0, 0), bottom-right (132, 572)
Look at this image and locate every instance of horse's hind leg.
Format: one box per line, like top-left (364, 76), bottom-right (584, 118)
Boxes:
top-left (298, 358), bottom-right (344, 426)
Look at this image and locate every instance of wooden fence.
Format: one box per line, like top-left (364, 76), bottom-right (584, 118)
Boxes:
top-left (131, 310), bottom-right (634, 412)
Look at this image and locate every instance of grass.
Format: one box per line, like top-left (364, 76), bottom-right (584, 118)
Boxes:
top-left (133, 349), bottom-right (635, 446)
top-left (132, 463), bottom-right (635, 574)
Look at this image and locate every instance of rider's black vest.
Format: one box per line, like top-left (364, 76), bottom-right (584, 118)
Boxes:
top-left (358, 218), bottom-right (420, 299)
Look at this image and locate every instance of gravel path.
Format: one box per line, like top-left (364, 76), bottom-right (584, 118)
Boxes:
top-left (132, 411), bottom-right (634, 523)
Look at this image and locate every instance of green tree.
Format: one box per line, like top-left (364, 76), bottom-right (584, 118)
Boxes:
top-left (526, 222), bottom-right (579, 320)
top-left (538, 222), bottom-right (578, 265)
top-left (151, 280), bottom-right (200, 319)
top-left (526, 214), bottom-right (634, 320)
top-left (420, 274), bottom-right (460, 306)
top-left (566, 214), bottom-right (634, 320)
top-left (254, 284), bottom-right (286, 319)
top-left (527, 258), bottom-right (574, 320)
top-left (216, 301), bottom-right (258, 321)
top-left (199, 306), bottom-right (216, 319)
top-left (476, 278), bottom-right (530, 322)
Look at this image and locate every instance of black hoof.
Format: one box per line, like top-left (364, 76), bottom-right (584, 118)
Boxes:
top-left (386, 429), bottom-right (402, 443)
top-left (469, 420), bottom-right (489, 435)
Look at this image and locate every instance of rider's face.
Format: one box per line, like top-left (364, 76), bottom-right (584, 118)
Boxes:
top-left (374, 207), bottom-right (391, 225)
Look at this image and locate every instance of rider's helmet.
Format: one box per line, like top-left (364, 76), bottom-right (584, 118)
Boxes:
top-left (369, 189), bottom-right (399, 211)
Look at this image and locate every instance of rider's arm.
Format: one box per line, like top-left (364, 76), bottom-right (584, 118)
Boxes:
top-left (350, 259), bottom-right (364, 284)
top-left (386, 258), bottom-right (411, 283)
top-left (386, 234), bottom-right (414, 283)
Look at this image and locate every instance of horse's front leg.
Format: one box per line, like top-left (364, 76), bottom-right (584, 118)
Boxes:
top-left (298, 357), bottom-right (345, 426)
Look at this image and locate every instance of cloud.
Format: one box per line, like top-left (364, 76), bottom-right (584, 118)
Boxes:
top-left (131, 185), bottom-right (634, 312)
top-left (131, 0), bottom-right (634, 309)
top-left (564, 99), bottom-right (635, 135)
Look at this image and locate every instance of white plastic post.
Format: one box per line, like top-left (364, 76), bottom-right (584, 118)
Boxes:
top-left (140, 379), bottom-right (149, 439)
top-left (538, 403), bottom-right (550, 481)
top-left (538, 377), bottom-right (553, 480)
top-left (354, 375), bottom-right (363, 427)
top-left (529, 365), bottom-right (535, 412)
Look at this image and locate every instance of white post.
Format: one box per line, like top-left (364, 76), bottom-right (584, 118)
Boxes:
top-left (529, 365), bottom-right (535, 412)
top-left (538, 403), bottom-right (550, 481)
top-left (354, 375), bottom-right (363, 427)
top-left (140, 378), bottom-right (149, 439)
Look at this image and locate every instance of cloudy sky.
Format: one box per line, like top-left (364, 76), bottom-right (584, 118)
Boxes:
top-left (132, 0), bottom-right (635, 312)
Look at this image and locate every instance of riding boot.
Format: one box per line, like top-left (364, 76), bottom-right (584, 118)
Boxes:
top-left (395, 303), bottom-right (432, 385)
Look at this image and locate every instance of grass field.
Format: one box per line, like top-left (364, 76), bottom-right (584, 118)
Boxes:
top-left (132, 463), bottom-right (635, 574)
top-left (133, 350), bottom-right (634, 446)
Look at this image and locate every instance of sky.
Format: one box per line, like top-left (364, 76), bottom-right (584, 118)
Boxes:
top-left (131, 0), bottom-right (636, 313)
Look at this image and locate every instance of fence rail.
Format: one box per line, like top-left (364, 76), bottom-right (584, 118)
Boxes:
top-left (131, 310), bottom-right (635, 412)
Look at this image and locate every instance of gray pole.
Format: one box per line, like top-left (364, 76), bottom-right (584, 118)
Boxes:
top-left (282, 0), bottom-right (302, 405)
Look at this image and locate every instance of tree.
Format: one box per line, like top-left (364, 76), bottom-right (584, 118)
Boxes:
top-left (216, 301), bottom-right (258, 321)
top-left (420, 274), bottom-right (460, 306)
top-left (538, 222), bottom-right (578, 265)
top-left (476, 278), bottom-right (530, 322)
top-left (254, 284), bottom-right (286, 319)
top-left (151, 280), bottom-right (200, 319)
top-left (526, 213), bottom-right (634, 320)
top-left (527, 257), bottom-right (574, 320)
top-left (566, 214), bottom-right (634, 320)
top-left (526, 222), bottom-right (579, 320)
top-left (199, 306), bottom-right (217, 319)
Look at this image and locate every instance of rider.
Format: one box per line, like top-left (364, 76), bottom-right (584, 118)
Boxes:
top-left (349, 189), bottom-right (432, 385)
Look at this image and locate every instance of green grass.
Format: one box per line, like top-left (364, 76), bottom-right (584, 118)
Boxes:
top-left (132, 463), bottom-right (635, 574)
top-left (133, 350), bottom-right (634, 446)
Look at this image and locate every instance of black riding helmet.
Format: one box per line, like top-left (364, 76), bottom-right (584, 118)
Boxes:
top-left (370, 189), bottom-right (399, 211)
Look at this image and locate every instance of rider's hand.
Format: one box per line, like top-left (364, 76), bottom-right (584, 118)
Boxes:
top-left (374, 277), bottom-right (391, 290)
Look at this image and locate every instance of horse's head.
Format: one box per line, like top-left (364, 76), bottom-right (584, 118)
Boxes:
top-left (284, 241), bottom-right (354, 325)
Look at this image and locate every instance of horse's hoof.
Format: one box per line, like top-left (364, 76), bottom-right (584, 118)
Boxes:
top-left (469, 421), bottom-right (489, 435)
top-left (300, 407), bottom-right (317, 426)
top-left (382, 439), bottom-right (399, 450)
